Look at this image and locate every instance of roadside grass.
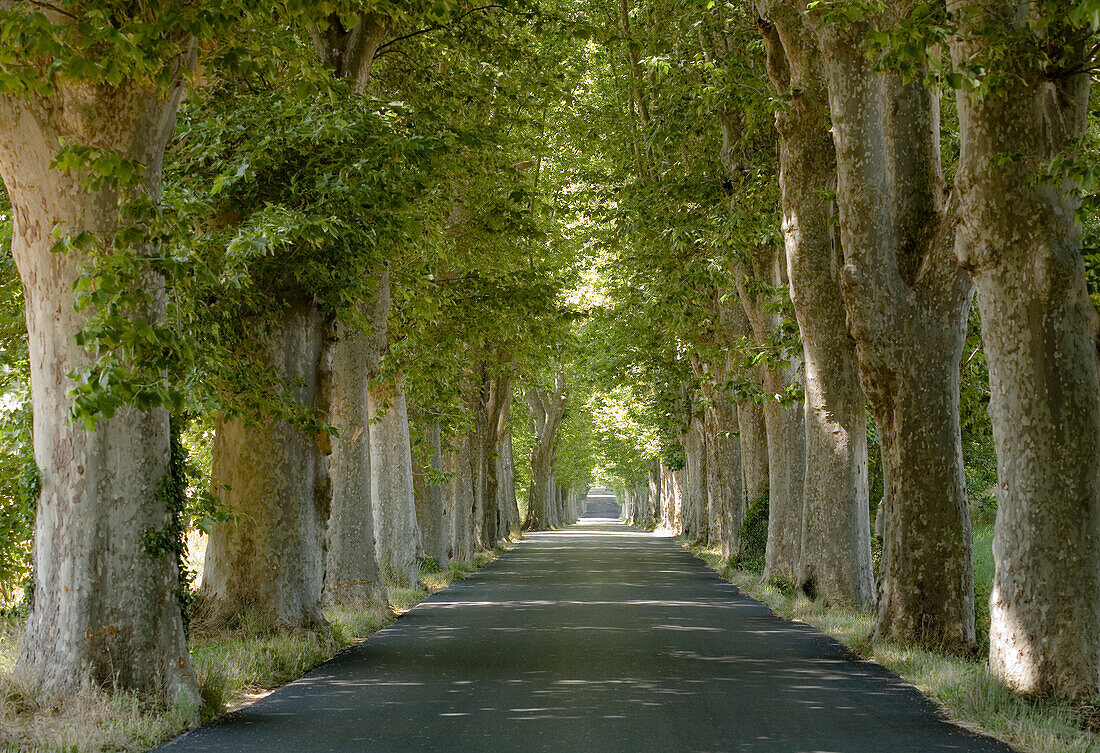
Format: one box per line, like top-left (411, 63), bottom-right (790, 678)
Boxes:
top-left (684, 530), bottom-right (1099, 753)
top-left (0, 544), bottom-right (508, 753)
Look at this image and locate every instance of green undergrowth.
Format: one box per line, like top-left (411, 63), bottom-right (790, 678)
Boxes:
top-left (684, 536), bottom-right (1099, 753)
top-left (0, 545), bottom-right (508, 752)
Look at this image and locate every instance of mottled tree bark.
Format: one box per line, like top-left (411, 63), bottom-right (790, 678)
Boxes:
top-left (483, 374), bottom-right (511, 545)
top-left (310, 12), bottom-right (394, 94)
top-left (323, 275), bottom-right (389, 607)
top-left (736, 252), bottom-right (806, 585)
top-left (413, 422), bottom-right (448, 569)
top-left (524, 373), bottom-right (568, 530)
top-left (807, 8), bottom-right (975, 649)
top-left (369, 377), bottom-right (420, 585)
top-left (647, 461), bottom-right (662, 525)
top-left (952, 5), bottom-right (1100, 697)
top-left (660, 465), bottom-right (681, 530)
top-left (759, 6), bottom-right (873, 607)
top-left (312, 3), bottom-right (395, 600)
top-left (702, 367), bottom-right (744, 561)
top-left (446, 435), bottom-right (476, 562)
top-left (631, 483), bottom-right (650, 525)
top-left (202, 306), bottom-right (328, 631)
top-left (1, 77), bottom-right (199, 704)
top-left (684, 417), bottom-right (709, 543)
top-left (671, 468), bottom-right (685, 532)
top-left (738, 399), bottom-right (769, 507)
top-left (496, 430), bottom-right (520, 537)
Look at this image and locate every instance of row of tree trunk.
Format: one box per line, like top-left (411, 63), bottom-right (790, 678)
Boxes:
top-left (621, 0), bottom-right (1099, 701)
top-left (757, 0), bottom-right (1099, 700)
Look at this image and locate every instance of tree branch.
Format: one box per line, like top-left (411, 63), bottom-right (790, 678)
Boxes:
top-left (375, 5), bottom-right (505, 54)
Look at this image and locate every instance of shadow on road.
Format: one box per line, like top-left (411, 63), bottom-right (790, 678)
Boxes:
top-left (156, 505), bottom-right (1013, 753)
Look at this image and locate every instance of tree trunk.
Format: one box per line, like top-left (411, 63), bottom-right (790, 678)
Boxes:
top-left (660, 465), bottom-right (677, 529)
top-left (704, 391), bottom-right (743, 561)
top-left (477, 374), bottom-right (510, 547)
top-left (647, 461), bottom-right (662, 524)
top-left (684, 419), bottom-right (708, 543)
top-left (759, 6), bottom-right (874, 607)
top-left (807, 11), bottom-right (975, 650)
top-left (323, 283), bottom-right (388, 607)
top-left (736, 252), bottom-right (806, 585)
top-left (497, 430), bottom-right (520, 537)
top-left (446, 436), bottom-right (476, 562)
top-left (470, 406), bottom-right (495, 549)
top-left (524, 374), bottom-right (567, 530)
top-left (671, 468), bottom-right (685, 533)
top-left (413, 422), bottom-right (448, 569)
top-left (369, 377), bottom-right (420, 586)
top-left (202, 305), bottom-right (328, 631)
top-left (632, 483), bottom-right (649, 525)
top-left (738, 399), bottom-right (769, 507)
top-left (0, 75), bottom-right (199, 704)
top-left (952, 13), bottom-right (1099, 697)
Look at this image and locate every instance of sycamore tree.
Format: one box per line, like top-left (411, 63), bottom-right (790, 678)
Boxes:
top-left (0, 0), bottom-right (517, 702)
top-left (0, 0), bottom-right (254, 706)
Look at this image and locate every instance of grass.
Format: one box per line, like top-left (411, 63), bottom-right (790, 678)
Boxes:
top-left (0, 544), bottom-right (508, 752)
top-left (684, 534), bottom-right (1099, 753)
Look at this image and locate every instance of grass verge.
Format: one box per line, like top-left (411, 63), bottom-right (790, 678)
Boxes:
top-left (0, 544), bottom-right (509, 752)
top-left (683, 536), bottom-right (1099, 753)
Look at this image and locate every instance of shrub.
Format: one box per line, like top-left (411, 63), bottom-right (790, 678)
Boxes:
top-left (735, 494), bottom-right (769, 573)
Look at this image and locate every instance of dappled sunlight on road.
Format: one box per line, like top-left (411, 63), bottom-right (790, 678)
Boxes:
top-left (156, 496), bottom-right (1014, 753)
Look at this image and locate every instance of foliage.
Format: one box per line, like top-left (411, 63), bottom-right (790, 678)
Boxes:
top-left (734, 494), bottom-right (769, 573)
top-left (0, 191), bottom-right (33, 606)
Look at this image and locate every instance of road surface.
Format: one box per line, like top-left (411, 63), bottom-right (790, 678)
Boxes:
top-left (156, 488), bottom-right (1013, 753)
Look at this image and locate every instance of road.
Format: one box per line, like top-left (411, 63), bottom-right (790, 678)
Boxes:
top-left (156, 488), bottom-right (1014, 753)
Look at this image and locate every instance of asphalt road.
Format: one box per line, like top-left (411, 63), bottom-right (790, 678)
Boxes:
top-left (156, 488), bottom-right (1014, 753)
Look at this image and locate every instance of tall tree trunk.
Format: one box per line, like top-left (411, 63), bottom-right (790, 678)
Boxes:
top-left (631, 483), bottom-right (649, 525)
top-left (684, 419), bottom-right (708, 543)
top-left (476, 373), bottom-right (510, 547)
top-left (446, 436), bottom-right (476, 562)
top-left (497, 431), bottom-right (520, 537)
top-left (202, 305), bottom-right (328, 631)
top-left (413, 422), bottom-right (448, 569)
top-left (469, 404), bottom-right (495, 548)
top-left (703, 382), bottom-right (744, 561)
top-left (647, 461), bottom-right (662, 524)
top-left (1, 79), bottom-right (199, 704)
top-left (736, 253), bottom-right (806, 585)
top-left (494, 382), bottom-right (520, 538)
top-left (323, 276), bottom-right (389, 607)
top-left (738, 399), bottom-right (769, 506)
top-left (806, 9), bottom-right (975, 650)
top-left (312, 2), bottom-right (394, 607)
top-left (952, 9), bottom-right (1099, 697)
top-left (727, 306), bottom-right (769, 509)
top-left (660, 466), bottom-right (678, 529)
top-left (524, 373), bottom-right (568, 530)
top-left (369, 377), bottom-right (420, 586)
top-left (759, 6), bottom-right (874, 608)
top-left (671, 468), bottom-right (685, 533)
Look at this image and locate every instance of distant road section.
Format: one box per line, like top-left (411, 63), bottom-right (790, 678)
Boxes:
top-left (582, 486), bottom-right (622, 519)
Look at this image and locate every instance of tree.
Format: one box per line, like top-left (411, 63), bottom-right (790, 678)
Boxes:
top-left (804, 1), bottom-right (975, 650)
top-left (951, 0), bottom-right (1100, 697)
top-left (525, 371), bottom-right (568, 529)
top-left (0, 2), bottom-right (207, 704)
top-left (758, 2), bottom-right (873, 607)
